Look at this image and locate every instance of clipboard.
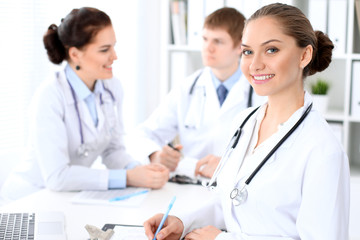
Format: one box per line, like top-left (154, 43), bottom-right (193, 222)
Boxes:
top-left (101, 224), bottom-right (147, 240)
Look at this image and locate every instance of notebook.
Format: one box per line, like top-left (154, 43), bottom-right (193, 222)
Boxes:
top-left (0, 211), bottom-right (66, 240)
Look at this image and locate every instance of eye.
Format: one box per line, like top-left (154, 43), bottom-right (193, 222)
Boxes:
top-left (214, 39), bottom-right (222, 44)
top-left (242, 49), bottom-right (252, 56)
top-left (266, 47), bottom-right (278, 54)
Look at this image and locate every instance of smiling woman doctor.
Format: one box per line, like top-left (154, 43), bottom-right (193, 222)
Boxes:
top-left (144, 3), bottom-right (350, 240)
top-left (1, 7), bottom-right (169, 201)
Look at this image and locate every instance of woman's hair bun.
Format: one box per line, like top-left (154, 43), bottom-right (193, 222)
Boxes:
top-left (309, 31), bottom-right (334, 76)
top-left (43, 24), bottom-right (66, 64)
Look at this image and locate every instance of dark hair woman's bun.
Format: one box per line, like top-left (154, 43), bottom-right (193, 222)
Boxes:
top-left (43, 24), bottom-right (66, 64)
top-left (309, 31), bottom-right (334, 76)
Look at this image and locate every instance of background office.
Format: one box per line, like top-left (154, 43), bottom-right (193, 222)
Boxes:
top-left (0, 0), bottom-right (359, 238)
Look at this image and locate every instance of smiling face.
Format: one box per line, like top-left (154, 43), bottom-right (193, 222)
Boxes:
top-left (71, 25), bottom-right (117, 89)
top-left (240, 16), bottom-right (312, 99)
top-left (202, 27), bottom-right (242, 73)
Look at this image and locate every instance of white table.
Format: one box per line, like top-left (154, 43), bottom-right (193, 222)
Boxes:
top-left (0, 182), bottom-right (216, 240)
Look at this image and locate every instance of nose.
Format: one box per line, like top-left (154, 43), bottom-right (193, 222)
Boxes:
top-left (111, 48), bottom-right (118, 61)
top-left (249, 53), bottom-right (265, 72)
top-left (203, 41), bottom-right (214, 53)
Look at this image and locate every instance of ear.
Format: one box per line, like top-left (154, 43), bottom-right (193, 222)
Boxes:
top-left (300, 45), bottom-right (313, 69)
top-left (68, 46), bottom-right (82, 64)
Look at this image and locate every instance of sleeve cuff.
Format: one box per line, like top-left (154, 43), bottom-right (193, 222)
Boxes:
top-left (108, 169), bottom-right (127, 189)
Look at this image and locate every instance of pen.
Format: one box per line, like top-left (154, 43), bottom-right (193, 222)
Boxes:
top-left (109, 189), bottom-right (149, 202)
top-left (167, 143), bottom-right (180, 152)
top-left (153, 196), bottom-right (176, 240)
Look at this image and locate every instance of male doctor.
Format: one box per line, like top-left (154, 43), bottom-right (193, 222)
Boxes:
top-left (133, 7), bottom-right (265, 178)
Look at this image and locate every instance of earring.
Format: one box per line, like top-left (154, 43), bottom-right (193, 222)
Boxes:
top-left (76, 65), bottom-right (80, 71)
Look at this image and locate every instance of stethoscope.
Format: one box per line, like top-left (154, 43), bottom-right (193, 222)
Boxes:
top-left (67, 79), bottom-right (116, 158)
top-left (206, 103), bottom-right (313, 206)
top-left (189, 71), bottom-right (254, 108)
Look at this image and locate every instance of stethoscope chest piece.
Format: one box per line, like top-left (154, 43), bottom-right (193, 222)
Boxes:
top-left (230, 185), bottom-right (248, 206)
top-left (77, 144), bottom-right (89, 158)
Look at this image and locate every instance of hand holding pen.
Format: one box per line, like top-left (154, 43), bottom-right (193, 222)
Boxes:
top-left (144, 196), bottom-right (184, 240)
top-left (149, 143), bottom-right (183, 171)
top-left (152, 196), bottom-right (176, 240)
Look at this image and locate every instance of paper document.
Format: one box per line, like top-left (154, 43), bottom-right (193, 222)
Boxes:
top-left (110, 225), bottom-right (147, 240)
top-left (71, 188), bottom-right (149, 207)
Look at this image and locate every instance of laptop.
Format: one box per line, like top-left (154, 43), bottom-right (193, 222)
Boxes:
top-left (0, 211), bottom-right (66, 240)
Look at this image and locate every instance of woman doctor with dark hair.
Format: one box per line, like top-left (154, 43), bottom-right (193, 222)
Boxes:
top-left (1, 7), bottom-right (169, 201)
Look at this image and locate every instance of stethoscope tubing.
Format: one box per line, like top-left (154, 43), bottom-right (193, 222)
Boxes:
top-left (245, 103), bottom-right (312, 185)
top-left (68, 80), bottom-right (85, 144)
top-left (206, 106), bottom-right (259, 188)
top-left (207, 102), bottom-right (313, 190)
top-left (67, 79), bottom-right (116, 146)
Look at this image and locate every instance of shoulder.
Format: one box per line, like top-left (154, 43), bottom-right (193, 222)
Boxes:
top-left (33, 71), bottom-right (66, 104)
top-left (287, 110), bottom-right (348, 174)
top-left (302, 110), bottom-right (344, 151)
top-left (299, 111), bottom-right (349, 184)
top-left (30, 71), bottom-right (67, 116)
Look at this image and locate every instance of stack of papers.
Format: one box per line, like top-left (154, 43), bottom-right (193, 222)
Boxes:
top-left (71, 187), bottom-right (149, 207)
top-left (111, 225), bottom-right (147, 240)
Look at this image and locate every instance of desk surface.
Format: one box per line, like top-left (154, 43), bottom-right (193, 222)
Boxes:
top-left (0, 183), bottom-right (216, 240)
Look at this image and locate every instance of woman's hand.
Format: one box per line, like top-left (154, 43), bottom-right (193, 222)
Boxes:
top-left (126, 163), bottom-right (169, 189)
top-left (184, 226), bottom-right (221, 240)
top-left (149, 144), bottom-right (183, 171)
top-left (144, 214), bottom-right (184, 240)
top-left (194, 155), bottom-right (221, 178)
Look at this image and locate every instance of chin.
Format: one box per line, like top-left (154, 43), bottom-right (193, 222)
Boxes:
top-left (251, 87), bottom-right (268, 97)
top-left (101, 73), bottom-right (113, 80)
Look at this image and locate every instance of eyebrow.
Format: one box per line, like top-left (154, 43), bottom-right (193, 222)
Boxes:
top-left (99, 44), bottom-right (111, 48)
top-left (241, 39), bottom-right (282, 48)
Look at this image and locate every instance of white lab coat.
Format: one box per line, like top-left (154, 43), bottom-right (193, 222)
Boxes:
top-left (133, 67), bottom-right (265, 162)
top-left (179, 92), bottom-right (350, 240)
top-left (1, 68), bottom-right (134, 199)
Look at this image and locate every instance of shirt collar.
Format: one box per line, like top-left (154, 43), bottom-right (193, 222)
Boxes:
top-left (210, 64), bottom-right (242, 91)
top-left (65, 64), bottom-right (104, 100)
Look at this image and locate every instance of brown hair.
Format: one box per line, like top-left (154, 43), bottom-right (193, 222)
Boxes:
top-left (245, 3), bottom-right (334, 77)
top-left (204, 7), bottom-right (245, 47)
top-left (43, 7), bottom-right (112, 64)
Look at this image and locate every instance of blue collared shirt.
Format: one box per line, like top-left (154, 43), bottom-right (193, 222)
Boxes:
top-left (210, 65), bottom-right (242, 93)
top-left (65, 64), bottom-right (100, 127)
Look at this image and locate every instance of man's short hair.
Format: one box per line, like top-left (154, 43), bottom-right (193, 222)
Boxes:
top-left (204, 7), bottom-right (246, 47)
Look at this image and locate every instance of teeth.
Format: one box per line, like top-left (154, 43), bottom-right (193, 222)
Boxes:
top-left (253, 74), bottom-right (274, 80)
